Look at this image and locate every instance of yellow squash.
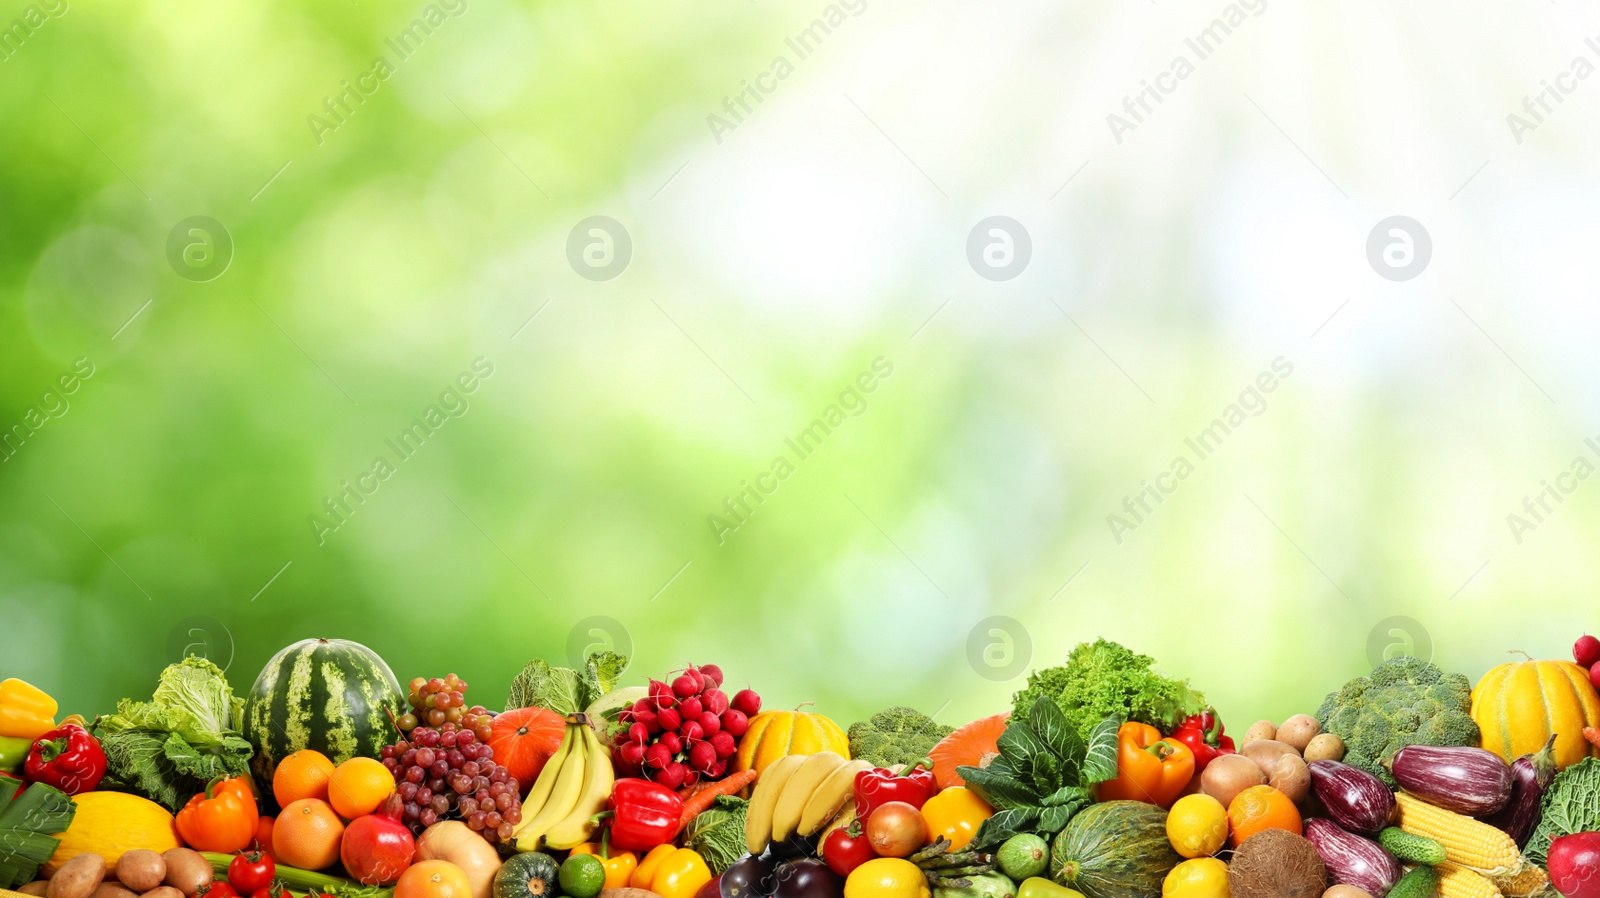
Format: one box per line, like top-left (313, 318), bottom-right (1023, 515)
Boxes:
top-left (734, 708), bottom-right (850, 775)
top-left (1470, 655), bottom-right (1600, 770)
top-left (45, 791), bottom-right (181, 875)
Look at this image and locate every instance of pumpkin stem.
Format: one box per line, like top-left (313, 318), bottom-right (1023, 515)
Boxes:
top-left (792, 702), bottom-right (815, 712)
top-left (1510, 649), bottom-right (1535, 661)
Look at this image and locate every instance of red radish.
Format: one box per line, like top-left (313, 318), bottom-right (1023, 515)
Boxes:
top-left (657, 762), bottom-right (686, 789)
top-left (700, 665), bottom-right (724, 687)
top-left (645, 742), bottom-right (672, 769)
top-left (1576, 635), bottom-right (1600, 669)
top-left (732, 689), bottom-right (762, 717)
top-left (703, 689), bottom-right (729, 715)
top-left (699, 712), bottom-right (721, 735)
top-left (660, 732), bottom-right (683, 755)
top-left (710, 731), bottom-right (736, 758)
top-left (689, 740), bottom-right (717, 773)
top-left (682, 667), bottom-right (705, 693)
top-left (679, 697), bottom-right (704, 720)
top-left (721, 709), bottom-right (750, 737)
top-left (672, 674), bottom-right (699, 698)
top-left (340, 794), bottom-right (415, 885)
top-left (657, 708), bottom-right (682, 731)
top-left (618, 742), bottom-right (646, 766)
top-left (1590, 660), bottom-right (1600, 690)
top-left (680, 721), bottom-right (704, 742)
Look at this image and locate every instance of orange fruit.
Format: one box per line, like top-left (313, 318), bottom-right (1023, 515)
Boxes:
top-left (396, 860), bottom-right (471, 898)
top-left (328, 757), bottom-right (396, 820)
top-left (273, 798), bottom-right (345, 870)
top-left (274, 750), bottom-right (336, 807)
top-left (1226, 785), bottom-right (1302, 847)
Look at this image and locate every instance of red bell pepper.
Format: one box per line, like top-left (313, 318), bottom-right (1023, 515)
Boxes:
top-left (853, 759), bottom-right (936, 821)
top-left (604, 777), bottom-right (684, 852)
top-left (1169, 709), bottom-right (1235, 773)
top-left (23, 723), bottom-right (106, 795)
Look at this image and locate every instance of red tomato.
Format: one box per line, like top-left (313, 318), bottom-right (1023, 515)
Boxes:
top-left (199, 882), bottom-right (239, 898)
top-left (228, 851), bottom-right (275, 896)
top-left (822, 827), bottom-right (877, 877)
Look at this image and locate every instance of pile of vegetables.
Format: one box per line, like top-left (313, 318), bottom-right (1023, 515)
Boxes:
top-left (7, 632), bottom-right (1600, 898)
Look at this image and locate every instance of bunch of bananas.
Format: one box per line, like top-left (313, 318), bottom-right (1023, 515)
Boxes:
top-left (745, 751), bottom-right (870, 854)
top-left (513, 713), bottom-right (616, 852)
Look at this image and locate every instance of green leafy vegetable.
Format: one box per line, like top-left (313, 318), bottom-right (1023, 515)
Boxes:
top-left (1314, 655), bottom-right (1479, 788)
top-left (847, 706), bottom-right (954, 768)
top-left (956, 696), bottom-right (1119, 850)
top-left (683, 795), bottom-right (748, 875)
top-left (94, 656), bottom-right (254, 813)
top-left (1526, 756), bottom-right (1600, 866)
top-left (0, 779), bottom-right (77, 888)
top-left (1010, 639), bottom-right (1204, 744)
top-left (505, 652), bottom-right (627, 715)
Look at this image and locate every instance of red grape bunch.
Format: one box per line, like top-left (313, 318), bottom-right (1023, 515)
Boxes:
top-left (398, 674), bottom-right (494, 743)
top-left (614, 663), bottom-right (762, 789)
top-left (381, 723), bottom-right (522, 844)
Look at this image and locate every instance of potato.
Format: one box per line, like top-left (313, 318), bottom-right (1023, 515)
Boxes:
top-left (1244, 719), bottom-right (1277, 743)
top-left (144, 886), bottom-right (185, 898)
top-left (20, 882), bottom-right (51, 897)
top-left (49, 853), bottom-right (107, 898)
top-left (87, 884), bottom-right (138, 898)
top-left (1323, 887), bottom-right (1374, 898)
top-left (1304, 733), bottom-right (1346, 763)
top-left (1269, 753), bottom-right (1311, 804)
top-left (1200, 753), bottom-right (1267, 808)
top-left (114, 851), bottom-right (166, 893)
top-left (160, 849), bottom-right (211, 897)
top-left (1241, 739), bottom-right (1300, 775)
top-left (1276, 714), bottom-right (1321, 752)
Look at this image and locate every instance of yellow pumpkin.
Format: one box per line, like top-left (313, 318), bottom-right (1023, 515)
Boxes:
top-left (734, 708), bottom-right (849, 774)
top-left (45, 791), bottom-right (181, 875)
top-left (1470, 656), bottom-right (1600, 770)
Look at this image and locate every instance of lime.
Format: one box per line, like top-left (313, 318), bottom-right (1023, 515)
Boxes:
top-left (558, 853), bottom-right (605, 898)
top-left (996, 833), bottom-right (1049, 881)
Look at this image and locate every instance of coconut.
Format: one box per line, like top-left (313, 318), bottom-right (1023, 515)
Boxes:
top-left (1228, 829), bottom-right (1327, 898)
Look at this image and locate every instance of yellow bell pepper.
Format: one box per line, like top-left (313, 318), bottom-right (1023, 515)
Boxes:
top-left (638, 847), bottom-right (711, 898)
top-left (919, 787), bottom-right (993, 852)
top-left (630, 844), bottom-right (678, 890)
top-left (0, 679), bottom-right (57, 740)
top-left (572, 840), bottom-right (639, 891)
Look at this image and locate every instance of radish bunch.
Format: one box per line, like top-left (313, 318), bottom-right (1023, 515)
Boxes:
top-left (614, 662), bottom-right (762, 788)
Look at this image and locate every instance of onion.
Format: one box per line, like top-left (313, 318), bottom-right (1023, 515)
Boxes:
top-left (866, 801), bottom-right (927, 858)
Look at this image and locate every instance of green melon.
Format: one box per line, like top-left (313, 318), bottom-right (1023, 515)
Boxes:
top-left (1050, 800), bottom-right (1180, 898)
top-left (242, 637), bottom-right (404, 798)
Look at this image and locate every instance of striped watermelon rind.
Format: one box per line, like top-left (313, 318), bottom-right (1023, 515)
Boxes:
top-left (242, 637), bottom-right (404, 800)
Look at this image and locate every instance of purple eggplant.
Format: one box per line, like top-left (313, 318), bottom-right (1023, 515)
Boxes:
top-left (1483, 735), bottom-right (1558, 847)
top-left (1309, 760), bottom-right (1397, 835)
top-left (1305, 818), bottom-right (1403, 897)
top-left (1388, 744), bottom-right (1512, 816)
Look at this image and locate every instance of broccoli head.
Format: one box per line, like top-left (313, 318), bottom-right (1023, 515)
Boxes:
top-left (1315, 655), bottom-right (1480, 787)
top-left (847, 706), bottom-right (954, 767)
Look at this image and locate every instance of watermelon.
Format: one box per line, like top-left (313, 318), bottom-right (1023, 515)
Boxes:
top-left (241, 637), bottom-right (404, 798)
top-left (1050, 800), bottom-right (1180, 898)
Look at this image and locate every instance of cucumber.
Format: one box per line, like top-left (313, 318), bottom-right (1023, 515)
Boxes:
top-left (1386, 864), bottom-right (1440, 898)
top-left (1378, 827), bottom-right (1448, 866)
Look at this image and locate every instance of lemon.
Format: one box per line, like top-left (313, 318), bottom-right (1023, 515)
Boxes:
top-left (1166, 793), bottom-right (1229, 859)
top-left (844, 858), bottom-right (932, 898)
top-left (1162, 858), bottom-right (1230, 898)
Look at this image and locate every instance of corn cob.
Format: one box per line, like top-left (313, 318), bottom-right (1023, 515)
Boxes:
top-left (1395, 792), bottom-right (1524, 876)
top-left (1437, 862), bottom-right (1505, 898)
top-left (1491, 862), bottom-right (1551, 898)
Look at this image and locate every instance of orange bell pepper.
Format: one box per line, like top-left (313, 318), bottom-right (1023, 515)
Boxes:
top-left (920, 787), bottom-right (994, 852)
top-left (176, 775), bottom-right (259, 852)
top-left (1096, 722), bottom-right (1194, 809)
top-left (572, 838), bottom-right (639, 890)
top-left (629, 844), bottom-right (677, 890)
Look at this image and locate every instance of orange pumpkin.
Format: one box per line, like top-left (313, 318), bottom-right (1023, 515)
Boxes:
top-left (1471, 655), bottom-right (1600, 770)
top-left (928, 713), bottom-right (1009, 791)
top-left (734, 707), bottom-right (849, 774)
top-left (490, 706), bottom-right (567, 789)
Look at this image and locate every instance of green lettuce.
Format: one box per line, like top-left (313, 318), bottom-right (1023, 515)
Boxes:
top-left (93, 656), bottom-right (253, 813)
top-left (683, 795), bottom-right (748, 875)
top-left (505, 651), bottom-right (627, 715)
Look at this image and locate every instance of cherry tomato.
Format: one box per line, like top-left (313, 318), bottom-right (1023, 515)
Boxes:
top-left (821, 827), bottom-right (877, 878)
top-left (228, 851), bottom-right (275, 896)
top-left (199, 882), bottom-right (239, 898)
top-left (250, 886), bottom-right (284, 898)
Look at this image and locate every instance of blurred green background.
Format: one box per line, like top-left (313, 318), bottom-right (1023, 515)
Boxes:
top-left (3, 0), bottom-right (1597, 735)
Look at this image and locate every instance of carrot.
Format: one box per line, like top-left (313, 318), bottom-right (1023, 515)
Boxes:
top-left (677, 768), bottom-right (759, 833)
